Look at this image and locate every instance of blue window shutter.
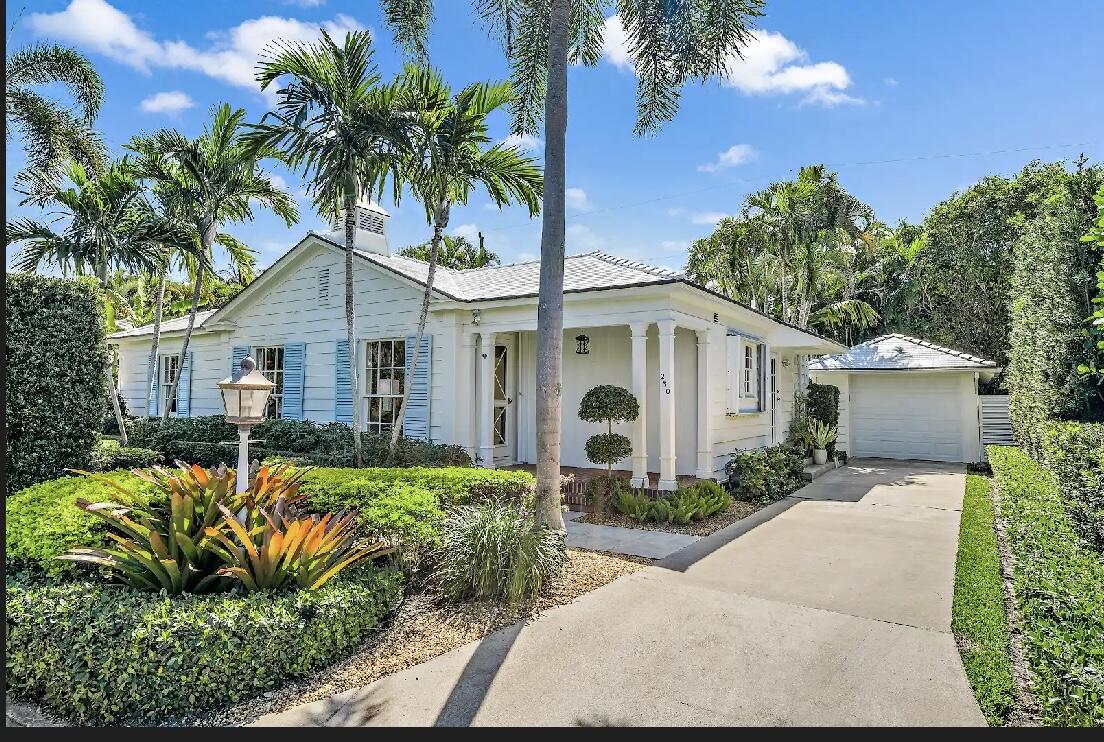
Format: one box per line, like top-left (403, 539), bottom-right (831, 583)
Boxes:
top-left (335, 339), bottom-right (353, 424)
top-left (149, 352), bottom-right (158, 417)
top-left (231, 346), bottom-right (250, 380)
top-left (403, 334), bottom-right (432, 440)
top-left (282, 342), bottom-right (306, 420)
top-left (176, 352), bottom-right (193, 418)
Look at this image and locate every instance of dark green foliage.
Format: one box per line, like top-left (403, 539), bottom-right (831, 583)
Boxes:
top-left (806, 382), bottom-right (840, 456)
top-left (6, 471), bottom-right (157, 577)
top-left (435, 498), bottom-right (565, 604)
top-left (1035, 421), bottom-right (1104, 551)
top-left (101, 391), bottom-right (128, 434)
top-left (1076, 187), bottom-right (1104, 382)
top-left (583, 474), bottom-right (623, 514)
top-left (613, 480), bottom-right (732, 524)
top-left (987, 446), bottom-right (1104, 726)
top-left (578, 384), bottom-right (640, 424)
top-left (125, 415), bottom-right (471, 468)
top-left (1007, 165), bottom-right (1104, 443)
top-left (5, 567), bottom-right (402, 725)
top-left (953, 474), bottom-right (1016, 725)
top-left (88, 439), bottom-right (162, 472)
top-left (725, 444), bottom-right (805, 504)
top-left (399, 234), bottom-right (500, 269)
top-left (584, 432), bottom-right (632, 467)
top-left (5, 274), bottom-right (107, 494)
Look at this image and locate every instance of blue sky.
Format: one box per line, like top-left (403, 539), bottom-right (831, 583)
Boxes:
top-left (6, 0), bottom-right (1102, 274)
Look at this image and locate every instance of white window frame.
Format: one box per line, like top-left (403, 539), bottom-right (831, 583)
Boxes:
top-left (159, 354), bottom-right (180, 416)
top-left (253, 345), bottom-right (285, 419)
top-left (726, 333), bottom-right (764, 415)
top-left (742, 343), bottom-right (757, 398)
top-left (362, 337), bottom-right (406, 435)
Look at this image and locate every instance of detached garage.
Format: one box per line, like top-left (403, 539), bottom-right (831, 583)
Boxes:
top-left (808, 334), bottom-right (1000, 463)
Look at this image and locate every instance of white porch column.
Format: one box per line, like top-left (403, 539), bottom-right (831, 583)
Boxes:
top-left (460, 331), bottom-right (478, 462)
top-left (629, 322), bottom-right (650, 488)
top-left (477, 331), bottom-right (496, 468)
top-left (695, 328), bottom-right (714, 480)
top-left (657, 318), bottom-right (678, 490)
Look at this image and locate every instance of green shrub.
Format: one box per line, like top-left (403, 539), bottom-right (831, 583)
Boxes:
top-left (579, 384), bottom-right (639, 478)
top-left (5, 567), bottom-right (402, 725)
top-left (613, 480), bottom-right (732, 524)
top-left (806, 382), bottom-right (840, 456)
top-left (126, 415), bottom-right (471, 468)
top-left (583, 474), bottom-right (625, 514)
top-left (1036, 420), bottom-right (1104, 551)
top-left (988, 445), bottom-right (1104, 726)
top-left (725, 444), bottom-right (805, 504)
top-left (5, 471), bottom-right (157, 576)
top-left (5, 274), bottom-right (107, 494)
top-left (88, 439), bottom-right (163, 472)
top-left (953, 474), bottom-right (1016, 725)
top-left (304, 480), bottom-right (445, 551)
top-left (435, 498), bottom-right (565, 604)
top-left (299, 466), bottom-right (533, 506)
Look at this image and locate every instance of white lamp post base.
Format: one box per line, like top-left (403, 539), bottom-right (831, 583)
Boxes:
top-left (236, 425), bottom-right (252, 493)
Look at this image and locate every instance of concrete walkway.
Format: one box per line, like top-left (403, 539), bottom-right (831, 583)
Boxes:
top-left (255, 459), bottom-right (985, 727)
top-left (563, 511), bottom-right (700, 559)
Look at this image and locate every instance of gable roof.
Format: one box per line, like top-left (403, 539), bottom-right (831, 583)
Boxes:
top-left (108, 309), bottom-right (218, 340)
top-left (808, 334), bottom-right (999, 371)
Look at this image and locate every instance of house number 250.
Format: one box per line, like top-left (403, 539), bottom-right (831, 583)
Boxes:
top-left (659, 373), bottom-right (671, 395)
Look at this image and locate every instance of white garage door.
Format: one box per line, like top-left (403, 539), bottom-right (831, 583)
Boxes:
top-left (850, 374), bottom-right (965, 462)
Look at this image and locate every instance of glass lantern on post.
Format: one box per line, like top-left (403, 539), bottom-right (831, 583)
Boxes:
top-left (217, 357), bottom-right (274, 492)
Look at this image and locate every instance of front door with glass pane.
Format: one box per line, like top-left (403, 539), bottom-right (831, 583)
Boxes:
top-left (492, 337), bottom-right (517, 465)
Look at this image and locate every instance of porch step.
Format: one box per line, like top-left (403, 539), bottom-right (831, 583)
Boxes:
top-left (802, 460), bottom-right (838, 482)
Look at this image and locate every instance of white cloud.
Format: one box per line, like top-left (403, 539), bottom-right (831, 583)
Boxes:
top-left (501, 133), bottom-right (543, 153)
top-left (666, 207), bottom-right (686, 217)
top-left (599, 17), bottom-right (861, 107)
top-left (566, 223), bottom-right (604, 250)
top-left (450, 224), bottom-right (481, 242)
top-left (139, 90), bottom-right (193, 114)
top-left (514, 252), bottom-right (538, 263)
top-left (565, 187), bottom-right (591, 211)
top-left (690, 211), bottom-right (730, 226)
top-left (660, 240), bottom-right (689, 253)
top-left (697, 143), bottom-right (757, 173)
top-left (284, 0), bottom-right (326, 7)
top-left (884, 76), bottom-right (898, 87)
top-left (29, 0), bottom-right (363, 95)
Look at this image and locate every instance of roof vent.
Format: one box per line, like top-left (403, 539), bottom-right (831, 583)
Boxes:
top-left (330, 201), bottom-right (390, 256)
top-left (318, 267), bottom-right (330, 304)
top-left (894, 345), bottom-right (906, 354)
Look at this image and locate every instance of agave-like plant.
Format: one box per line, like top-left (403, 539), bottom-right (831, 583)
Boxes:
top-left (58, 462), bottom-right (307, 594)
top-left (203, 497), bottom-right (393, 591)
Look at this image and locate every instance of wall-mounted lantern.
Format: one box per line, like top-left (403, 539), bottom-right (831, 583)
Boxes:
top-left (472, 309), bottom-right (481, 326)
top-left (575, 334), bottom-right (590, 355)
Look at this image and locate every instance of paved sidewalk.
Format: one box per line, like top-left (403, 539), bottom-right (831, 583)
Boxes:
top-left (256, 459), bottom-right (985, 727)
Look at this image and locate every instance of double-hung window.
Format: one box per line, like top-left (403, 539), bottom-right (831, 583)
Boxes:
top-left (727, 334), bottom-right (763, 414)
top-left (743, 344), bottom-right (757, 399)
top-left (253, 346), bottom-right (285, 418)
top-left (364, 338), bottom-right (405, 434)
top-left (159, 354), bottom-right (180, 415)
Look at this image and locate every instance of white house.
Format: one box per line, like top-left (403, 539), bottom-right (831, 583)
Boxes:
top-left (109, 202), bottom-right (844, 488)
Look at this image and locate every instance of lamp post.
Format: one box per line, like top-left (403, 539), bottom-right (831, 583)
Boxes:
top-left (217, 357), bottom-right (274, 493)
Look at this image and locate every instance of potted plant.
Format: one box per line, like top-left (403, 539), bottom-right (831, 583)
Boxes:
top-left (810, 420), bottom-right (837, 465)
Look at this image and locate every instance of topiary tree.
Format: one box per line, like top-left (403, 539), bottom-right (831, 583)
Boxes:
top-left (579, 385), bottom-right (640, 505)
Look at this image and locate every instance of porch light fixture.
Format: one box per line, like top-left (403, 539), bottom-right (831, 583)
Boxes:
top-left (575, 334), bottom-right (590, 355)
top-left (472, 309), bottom-right (481, 326)
top-left (217, 357), bottom-right (274, 492)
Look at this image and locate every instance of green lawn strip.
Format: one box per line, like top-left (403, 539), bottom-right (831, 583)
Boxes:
top-left (952, 474), bottom-right (1017, 726)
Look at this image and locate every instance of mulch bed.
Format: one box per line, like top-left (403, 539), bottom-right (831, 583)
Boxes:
top-left (578, 500), bottom-right (765, 537)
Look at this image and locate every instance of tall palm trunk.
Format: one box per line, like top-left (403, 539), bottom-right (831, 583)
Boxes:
top-left (388, 197), bottom-right (447, 463)
top-left (163, 222), bottom-right (212, 425)
top-left (98, 253), bottom-right (129, 445)
top-left (343, 167), bottom-right (363, 467)
top-left (534, 0), bottom-right (570, 532)
top-left (145, 274), bottom-right (166, 418)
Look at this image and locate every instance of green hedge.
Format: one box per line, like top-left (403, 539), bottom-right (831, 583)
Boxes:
top-left (952, 474), bottom-right (1016, 725)
top-left (88, 439), bottom-right (163, 472)
top-left (298, 466), bottom-right (534, 507)
top-left (724, 444), bottom-right (805, 504)
top-left (5, 471), bottom-right (157, 577)
top-left (5, 274), bottom-right (107, 494)
top-left (987, 446), bottom-right (1104, 726)
top-left (1035, 420), bottom-right (1104, 552)
top-left (125, 415), bottom-right (471, 468)
top-left (806, 382), bottom-right (840, 456)
top-left (5, 567), bottom-right (402, 725)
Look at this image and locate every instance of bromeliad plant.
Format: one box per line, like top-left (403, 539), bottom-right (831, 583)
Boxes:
top-left (57, 462), bottom-right (385, 594)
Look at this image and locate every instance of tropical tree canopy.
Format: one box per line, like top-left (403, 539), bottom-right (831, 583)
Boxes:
top-left (399, 233), bottom-right (500, 269)
top-left (6, 43), bottom-right (106, 203)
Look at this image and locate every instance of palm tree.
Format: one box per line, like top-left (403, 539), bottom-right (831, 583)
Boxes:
top-left (6, 43), bottom-right (106, 203)
top-left (381, 0), bottom-right (765, 531)
top-left (249, 29), bottom-right (412, 467)
top-left (6, 160), bottom-right (173, 442)
top-left (128, 104), bottom-right (297, 425)
top-left (387, 66), bottom-right (542, 461)
top-left (399, 233), bottom-right (501, 269)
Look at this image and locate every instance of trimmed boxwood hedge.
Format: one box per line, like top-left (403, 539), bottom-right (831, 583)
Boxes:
top-left (5, 567), bottom-right (403, 725)
top-left (1035, 420), bottom-right (1104, 552)
top-left (298, 466), bottom-right (534, 506)
top-left (5, 274), bottom-right (108, 494)
top-left (987, 445), bottom-right (1104, 726)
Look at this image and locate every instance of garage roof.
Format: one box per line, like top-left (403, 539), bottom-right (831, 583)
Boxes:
top-left (808, 334), bottom-right (998, 371)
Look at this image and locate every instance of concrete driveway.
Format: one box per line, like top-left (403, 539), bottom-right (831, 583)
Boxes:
top-left (256, 459), bottom-right (985, 727)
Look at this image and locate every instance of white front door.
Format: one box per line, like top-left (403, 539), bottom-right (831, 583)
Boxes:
top-left (492, 336), bottom-right (517, 465)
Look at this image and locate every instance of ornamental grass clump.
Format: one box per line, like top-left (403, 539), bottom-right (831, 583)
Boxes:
top-left (436, 498), bottom-right (565, 604)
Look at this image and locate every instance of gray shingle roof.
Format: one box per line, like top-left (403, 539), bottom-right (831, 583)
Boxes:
top-left (808, 333), bottom-right (998, 371)
top-left (353, 247), bottom-right (681, 301)
top-left (108, 309), bottom-right (218, 340)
